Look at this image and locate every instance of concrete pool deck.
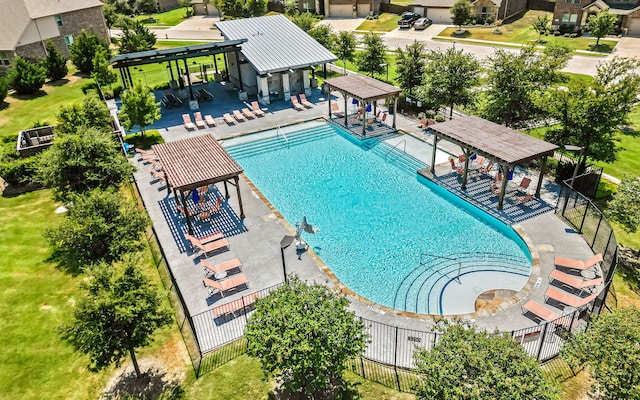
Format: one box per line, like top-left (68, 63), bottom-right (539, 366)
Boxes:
top-left (126, 89), bottom-right (598, 353)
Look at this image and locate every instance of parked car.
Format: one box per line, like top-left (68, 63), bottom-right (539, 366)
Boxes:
top-left (413, 17), bottom-right (432, 30)
top-left (397, 12), bottom-right (421, 28)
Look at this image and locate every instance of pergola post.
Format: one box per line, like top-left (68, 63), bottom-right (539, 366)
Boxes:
top-left (392, 97), bottom-right (398, 128)
top-left (235, 176), bottom-right (245, 219)
top-left (223, 180), bottom-right (229, 199)
top-left (328, 87), bottom-right (332, 117)
top-left (460, 149), bottom-right (471, 191)
top-left (362, 102), bottom-right (366, 136)
top-left (343, 95), bottom-right (348, 126)
top-left (498, 165), bottom-right (510, 210)
top-left (235, 50), bottom-right (244, 91)
top-left (535, 155), bottom-right (547, 197)
top-left (430, 133), bottom-right (440, 173)
top-left (183, 58), bottom-right (194, 100)
top-left (180, 190), bottom-right (194, 235)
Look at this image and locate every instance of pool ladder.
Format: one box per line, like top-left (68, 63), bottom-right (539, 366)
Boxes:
top-left (276, 125), bottom-right (289, 148)
top-left (384, 139), bottom-right (407, 161)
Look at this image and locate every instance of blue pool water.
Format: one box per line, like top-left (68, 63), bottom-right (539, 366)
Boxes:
top-left (225, 121), bottom-right (531, 315)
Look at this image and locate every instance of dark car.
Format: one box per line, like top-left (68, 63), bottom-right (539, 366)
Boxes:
top-left (413, 17), bottom-right (432, 30)
top-left (397, 12), bottom-right (420, 28)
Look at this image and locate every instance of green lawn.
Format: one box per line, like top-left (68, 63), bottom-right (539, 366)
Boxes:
top-left (356, 13), bottom-right (402, 32)
top-left (136, 7), bottom-right (188, 26)
top-left (437, 10), bottom-right (617, 53)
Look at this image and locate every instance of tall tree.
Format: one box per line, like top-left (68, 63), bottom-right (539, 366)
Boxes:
top-left (585, 10), bottom-right (617, 46)
top-left (308, 24), bottom-right (334, 49)
top-left (117, 18), bottom-right (156, 54)
top-left (245, 276), bottom-right (369, 398)
top-left (70, 30), bottom-right (110, 74)
top-left (395, 40), bottom-right (426, 95)
top-left (245, 0), bottom-right (266, 17)
top-left (60, 258), bottom-right (172, 377)
top-left (607, 175), bottom-right (640, 232)
top-left (332, 31), bottom-right (357, 74)
top-left (177, 0), bottom-right (193, 17)
top-left (43, 41), bottom-right (68, 82)
top-left (102, 3), bottom-right (118, 34)
top-left (9, 57), bottom-right (46, 95)
top-left (451, 0), bottom-right (471, 30)
top-left (284, 0), bottom-right (299, 16)
top-left (0, 76), bottom-right (8, 104)
top-left (118, 81), bottom-right (161, 137)
top-left (414, 320), bottom-right (557, 400)
top-left (482, 44), bottom-right (570, 127)
top-left (356, 32), bottom-right (388, 78)
top-left (135, 0), bottom-right (157, 16)
top-left (543, 57), bottom-right (640, 168)
top-left (531, 15), bottom-right (550, 42)
top-left (417, 47), bottom-right (480, 119)
top-left (292, 12), bottom-right (316, 31)
top-left (91, 47), bottom-right (118, 94)
top-left (37, 127), bottom-right (134, 199)
top-left (561, 307), bottom-right (640, 399)
top-left (56, 94), bottom-right (113, 135)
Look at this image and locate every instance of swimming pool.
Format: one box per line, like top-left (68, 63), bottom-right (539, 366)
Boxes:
top-left (224, 121), bottom-right (531, 315)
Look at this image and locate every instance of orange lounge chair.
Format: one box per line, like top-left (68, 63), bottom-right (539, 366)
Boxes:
top-left (135, 148), bottom-right (155, 156)
top-left (148, 168), bottom-right (166, 183)
top-left (380, 112), bottom-right (388, 124)
top-left (232, 109), bottom-right (246, 122)
top-left (544, 286), bottom-right (598, 308)
top-left (517, 194), bottom-right (534, 204)
top-left (203, 274), bottom-right (248, 297)
top-left (193, 112), bottom-right (206, 128)
top-left (185, 232), bottom-right (224, 246)
top-left (241, 108), bottom-right (256, 119)
top-left (515, 177), bottom-right (532, 193)
top-left (182, 114), bottom-right (196, 130)
top-left (251, 101), bottom-right (265, 117)
top-left (184, 232), bottom-right (229, 256)
top-left (522, 299), bottom-right (562, 324)
top-left (202, 258), bottom-right (242, 277)
top-left (204, 114), bottom-right (216, 127)
top-left (418, 118), bottom-right (428, 129)
top-left (549, 269), bottom-right (603, 291)
top-left (331, 102), bottom-right (344, 117)
top-left (291, 96), bottom-right (304, 111)
top-left (478, 161), bottom-right (494, 174)
top-left (555, 253), bottom-right (603, 271)
top-left (299, 94), bottom-right (313, 108)
top-left (223, 113), bottom-right (236, 125)
top-left (212, 292), bottom-right (259, 319)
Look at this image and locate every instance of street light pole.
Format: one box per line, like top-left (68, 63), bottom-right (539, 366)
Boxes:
top-left (280, 235), bottom-right (295, 283)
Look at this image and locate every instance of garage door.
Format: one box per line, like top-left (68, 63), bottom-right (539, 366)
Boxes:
top-left (357, 4), bottom-right (370, 17)
top-left (427, 8), bottom-right (452, 24)
top-left (627, 18), bottom-right (640, 36)
top-left (328, 4), bottom-right (353, 17)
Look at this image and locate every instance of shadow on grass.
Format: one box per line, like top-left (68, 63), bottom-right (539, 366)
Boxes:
top-left (11, 90), bottom-right (47, 101)
top-left (47, 78), bottom-right (71, 87)
top-left (588, 43), bottom-right (613, 53)
top-left (103, 366), bottom-right (184, 400)
top-left (452, 30), bottom-right (471, 38)
top-left (267, 378), bottom-right (361, 400)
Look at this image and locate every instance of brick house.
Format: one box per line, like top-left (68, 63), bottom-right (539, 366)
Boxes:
top-left (552, 0), bottom-right (640, 35)
top-left (0, 0), bottom-right (108, 70)
top-left (396, 0), bottom-right (527, 24)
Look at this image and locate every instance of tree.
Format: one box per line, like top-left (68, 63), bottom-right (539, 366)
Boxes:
top-left (292, 12), bottom-right (316, 32)
top-left (102, 3), bottom-right (118, 34)
top-left (417, 47), bottom-right (480, 119)
top-left (177, 0), bottom-right (193, 17)
top-left (531, 15), bottom-right (550, 42)
top-left (45, 189), bottom-right (148, 266)
top-left (60, 258), bottom-right (172, 377)
top-left (91, 47), bottom-right (118, 94)
top-left (43, 41), bottom-right (68, 82)
top-left (70, 30), bottom-right (110, 74)
top-left (119, 81), bottom-right (161, 137)
top-left (482, 44), bottom-right (570, 127)
top-left (37, 128), bottom-right (134, 199)
top-left (332, 31), bottom-right (357, 74)
top-left (414, 320), bottom-right (557, 400)
top-left (56, 94), bottom-right (113, 135)
top-left (8, 57), bottom-right (46, 95)
top-left (117, 18), bottom-right (157, 54)
top-left (451, 0), bottom-right (471, 30)
top-left (105, 0), bottom-right (134, 16)
top-left (284, 0), bottom-right (298, 16)
top-left (607, 176), bottom-right (640, 232)
top-left (245, 276), bottom-right (369, 397)
top-left (308, 23), bottom-right (334, 49)
top-left (245, 0), bottom-right (266, 17)
top-left (135, 0), bottom-right (157, 16)
top-left (0, 76), bottom-right (8, 105)
top-left (562, 307), bottom-right (640, 399)
top-left (543, 57), bottom-right (640, 168)
top-left (356, 32), bottom-right (388, 78)
top-left (395, 40), bottom-right (426, 96)
top-left (585, 10), bottom-right (617, 46)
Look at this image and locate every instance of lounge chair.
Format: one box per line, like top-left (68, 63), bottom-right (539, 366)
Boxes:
top-left (478, 161), bottom-right (494, 174)
top-left (203, 274), bottom-right (248, 297)
top-left (555, 253), bottom-right (603, 271)
top-left (202, 257), bottom-right (242, 277)
top-left (351, 111), bottom-right (363, 123)
top-left (549, 269), bottom-right (603, 291)
top-left (223, 113), bottom-right (236, 125)
top-left (140, 153), bottom-right (158, 162)
top-left (204, 114), bottom-right (216, 127)
top-left (331, 102), bottom-right (344, 117)
top-left (185, 232), bottom-right (224, 246)
top-left (232, 109), bottom-right (246, 122)
top-left (135, 148), bottom-right (155, 156)
top-left (251, 101), bottom-right (266, 117)
top-left (182, 114), bottom-right (196, 130)
top-left (449, 158), bottom-right (463, 175)
top-left (522, 299), bottom-right (562, 324)
top-left (474, 156), bottom-right (485, 166)
top-left (291, 96), bottom-right (304, 111)
top-left (212, 292), bottom-right (259, 319)
top-left (241, 108), bottom-right (256, 119)
top-left (544, 286), bottom-right (598, 308)
top-left (193, 112), bottom-right (206, 128)
top-left (184, 232), bottom-right (229, 256)
top-left (380, 112), bottom-right (388, 125)
top-left (148, 168), bottom-right (166, 183)
top-left (299, 94), bottom-right (313, 108)
top-left (517, 194), bottom-right (534, 204)
top-left (515, 177), bottom-right (532, 193)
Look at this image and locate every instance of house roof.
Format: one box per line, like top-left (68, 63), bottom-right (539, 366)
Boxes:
top-left (0, 0), bottom-right (103, 50)
top-left (215, 15), bottom-right (338, 75)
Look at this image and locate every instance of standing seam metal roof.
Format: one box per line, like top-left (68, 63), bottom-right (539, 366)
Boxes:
top-left (215, 15), bottom-right (338, 75)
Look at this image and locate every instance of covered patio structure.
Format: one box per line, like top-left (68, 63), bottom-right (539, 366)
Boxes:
top-left (152, 135), bottom-right (245, 235)
top-left (429, 115), bottom-right (559, 210)
top-left (324, 74), bottom-right (402, 136)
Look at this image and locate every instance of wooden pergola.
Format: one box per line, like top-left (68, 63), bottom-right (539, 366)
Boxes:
top-left (152, 135), bottom-right (245, 234)
top-left (429, 115), bottom-right (559, 210)
top-left (324, 74), bottom-right (402, 135)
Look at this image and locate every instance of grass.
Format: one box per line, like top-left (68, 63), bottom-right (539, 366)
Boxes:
top-left (436, 10), bottom-right (617, 53)
top-left (124, 130), bottom-right (165, 149)
top-left (356, 13), bottom-right (402, 32)
top-left (135, 7), bottom-right (188, 26)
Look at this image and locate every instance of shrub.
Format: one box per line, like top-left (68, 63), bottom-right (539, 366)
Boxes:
top-left (69, 30), bottom-right (110, 73)
top-left (43, 41), bottom-right (68, 82)
top-left (435, 114), bottom-right (446, 122)
top-left (485, 16), bottom-right (493, 25)
top-left (9, 57), bottom-right (46, 95)
top-left (81, 81), bottom-right (98, 95)
top-left (0, 75), bottom-right (8, 104)
top-left (570, 33), bottom-right (578, 38)
top-left (554, 31), bottom-right (561, 36)
top-left (564, 33), bottom-right (570, 37)
top-left (0, 155), bottom-right (40, 185)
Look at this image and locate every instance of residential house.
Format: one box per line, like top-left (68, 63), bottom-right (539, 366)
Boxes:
top-left (552, 0), bottom-right (640, 35)
top-left (408, 0), bottom-right (527, 23)
top-left (0, 0), bottom-right (108, 70)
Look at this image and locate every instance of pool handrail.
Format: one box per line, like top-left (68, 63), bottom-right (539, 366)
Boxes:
top-left (276, 125), bottom-right (289, 148)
